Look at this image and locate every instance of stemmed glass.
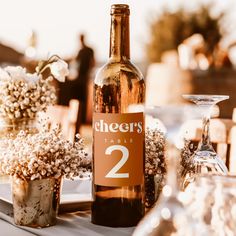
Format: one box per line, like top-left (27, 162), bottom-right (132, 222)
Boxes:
top-left (182, 95), bottom-right (229, 188)
top-left (133, 105), bottom-right (207, 236)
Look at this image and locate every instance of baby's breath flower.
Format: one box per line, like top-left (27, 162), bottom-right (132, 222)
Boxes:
top-left (145, 127), bottom-right (166, 176)
top-left (179, 139), bottom-right (197, 183)
top-left (0, 55), bottom-right (68, 120)
top-left (0, 69), bottom-right (56, 120)
top-left (145, 127), bottom-right (166, 208)
top-left (0, 126), bottom-right (91, 180)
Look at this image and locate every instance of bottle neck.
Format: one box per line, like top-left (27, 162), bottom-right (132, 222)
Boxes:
top-left (109, 14), bottom-right (130, 61)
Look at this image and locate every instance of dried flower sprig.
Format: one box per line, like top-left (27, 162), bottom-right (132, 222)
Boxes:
top-left (145, 127), bottom-right (166, 208)
top-left (145, 127), bottom-right (166, 176)
top-left (0, 126), bottom-right (91, 180)
top-left (179, 139), bottom-right (197, 188)
top-left (0, 55), bottom-right (69, 120)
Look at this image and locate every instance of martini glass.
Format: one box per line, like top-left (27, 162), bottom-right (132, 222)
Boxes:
top-left (182, 95), bottom-right (229, 188)
top-left (133, 105), bottom-right (207, 236)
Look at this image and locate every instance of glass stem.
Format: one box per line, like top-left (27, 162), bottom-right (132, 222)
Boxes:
top-left (199, 108), bottom-right (214, 151)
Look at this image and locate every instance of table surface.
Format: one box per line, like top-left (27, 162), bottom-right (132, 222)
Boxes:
top-left (0, 211), bottom-right (134, 236)
top-left (0, 179), bottom-right (134, 236)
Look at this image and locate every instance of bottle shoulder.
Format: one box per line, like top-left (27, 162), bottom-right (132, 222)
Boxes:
top-left (94, 60), bottom-right (144, 86)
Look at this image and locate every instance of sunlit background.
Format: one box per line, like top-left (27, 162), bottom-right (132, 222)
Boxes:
top-left (0, 0), bottom-right (235, 62)
top-left (2, 1), bottom-right (236, 234)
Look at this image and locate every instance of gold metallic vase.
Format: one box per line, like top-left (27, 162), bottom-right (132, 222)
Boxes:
top-left (12, 176), bottom-right (62, 228)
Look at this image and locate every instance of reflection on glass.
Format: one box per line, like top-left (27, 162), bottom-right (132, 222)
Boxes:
top-left (184, 175), bottom-right (215, 234)
top-left (211, 175), bottom-right (236, 235)
top-left (182, 95), bottom-right (229, 188)
top-left (184, 174), bottom-right (236, 235)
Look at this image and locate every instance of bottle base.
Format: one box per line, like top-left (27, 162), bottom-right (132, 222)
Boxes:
top-left (91, 196), bottom-right (144, 227)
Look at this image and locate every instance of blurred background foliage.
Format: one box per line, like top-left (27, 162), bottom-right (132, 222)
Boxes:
top-left (146, 4), bottom-right (225, 62)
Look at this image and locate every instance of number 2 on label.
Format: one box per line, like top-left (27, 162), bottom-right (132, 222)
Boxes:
top-left (105, 145), bottom-right (129, 178)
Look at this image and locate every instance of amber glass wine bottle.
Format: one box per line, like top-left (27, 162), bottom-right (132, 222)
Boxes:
top-left (92, 4), bottom-right (145, 227)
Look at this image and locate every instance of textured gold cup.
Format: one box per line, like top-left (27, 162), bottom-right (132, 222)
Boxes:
top-left (12, 176), bottom-right (62, 228)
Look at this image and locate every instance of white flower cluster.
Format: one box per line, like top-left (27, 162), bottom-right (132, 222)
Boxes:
top-left (0, 126), bottom-right (91, 180)
top-left (36, 56), bottom-right (69, 83)
top-left (49, 59), bottom-right (69, 82)
top-left (0, 56), bottom-right (69, 120)
top-left (0, 66), bottom-right (56, 120)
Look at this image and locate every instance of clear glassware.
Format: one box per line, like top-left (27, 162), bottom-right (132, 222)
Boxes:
top-left (184, 175), bottom-right (236, 236)
top-left (133, 105), bottom-right (206, 236)
top-left (182, 95), bottom-right (229, 188)
top-left (184, 175), bottom-right (216, 235)
top-left (211, 175), bottom-right (236, 235)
